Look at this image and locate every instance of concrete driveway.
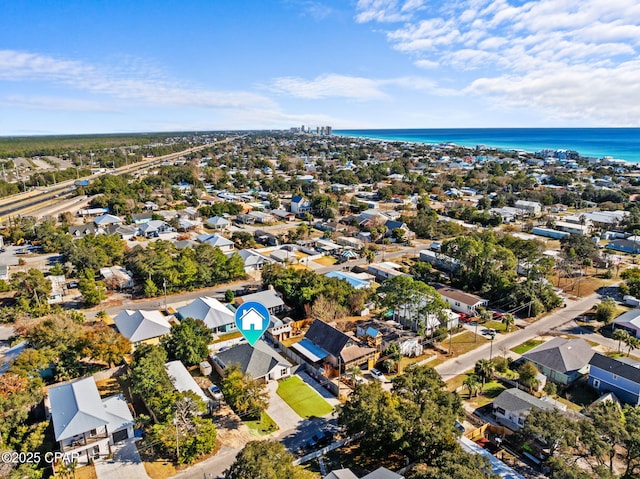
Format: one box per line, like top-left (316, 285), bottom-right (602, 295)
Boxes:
top-left (266, 379), bottom-right (302, 433)
top-left (94, 438), bottom-right (150, 479)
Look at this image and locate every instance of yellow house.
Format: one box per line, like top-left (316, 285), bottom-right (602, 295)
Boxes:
top-left (113, 309), bottom-right (173, 351)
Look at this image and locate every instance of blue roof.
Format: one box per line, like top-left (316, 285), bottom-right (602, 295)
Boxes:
top-left (365, 326), bottom-right (380, 338)
top-left (325, 271), bottom-right (369, 289)
top-left (292, 195), bottom-right (304, 203)
top-left (292, 338), bottom-right (329, 362)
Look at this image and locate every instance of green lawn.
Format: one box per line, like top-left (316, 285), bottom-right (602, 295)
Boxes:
top-left (277, 376), bottom-right (334, 419)
top-left (511, 339), bottom-right (544, 355)
top-left (245, 411), bottom-right (278, 436)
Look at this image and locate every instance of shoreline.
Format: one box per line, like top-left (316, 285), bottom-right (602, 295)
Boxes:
top-left (334, 128), bottom-right (640, 164)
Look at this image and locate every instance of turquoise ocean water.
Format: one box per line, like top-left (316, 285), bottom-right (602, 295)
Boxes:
top-left (334, 128), bottom-right (640, 163)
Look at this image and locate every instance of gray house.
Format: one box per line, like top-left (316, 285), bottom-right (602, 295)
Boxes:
top-left (210, 340), bottom-right (291, 383)
top-left (492, 388), bottom-right (565, 430)
top-left (521, 338), bottom-right (595, 385)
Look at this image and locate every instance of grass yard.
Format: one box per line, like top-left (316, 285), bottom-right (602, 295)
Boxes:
top-left (483, 320), bottom-right (508, 332)
top-left (277, 376), bottom-right (334, 419)
top-left (313, 255), bottom-right (337, 266)
top-left (438, 331), bottom-right (489, 356)
top-left (511, 339), bottom-right (544, 355)
top-left (212, 331), bottom-right (243, 344)
top-left (245, 411), bottom-right (278, 436)
top-left (468, 380), bottom-right (507, 408)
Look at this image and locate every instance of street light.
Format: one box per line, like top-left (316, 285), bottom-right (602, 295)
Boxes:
top-left (163, 278), bottom-right (168, 311)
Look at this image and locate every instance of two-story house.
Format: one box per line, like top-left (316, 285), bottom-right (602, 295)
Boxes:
top-left (588, 353), bottom-right (640, 406)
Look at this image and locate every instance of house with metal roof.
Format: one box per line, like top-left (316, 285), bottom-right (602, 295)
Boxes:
top-left (113, 309), bottom-right (172, 350)
top-left (612, 309), bottom-right (640, 338)
top-left (210, 340), bottom-right (291, 383)
top-left (236, 248), bottom-right (274, 273)
top-left (205, 216), bottom-right (231, 230)
top-left (325, 270), bottom-right (373, 290)
top-left (521, 337), bottom-right (595, 385)
top-left (165, 360), bottom-right (212, 412)
top-left (235, 289), bottom-right (285, 314)
top-left (46, 376), bottom-right (134, 464)
top-left (93, 213), bottom-right (123, 226)
top-left (176, 296), bottom-right (236, 333)
top-left (196, 233), bottom-right (235, 252)
top-left (291, 195), bottom-right (312, 215)
top-left (492, 388), bottom-right (565, 430)
top-left (588, 353), bottom-right (640, 406)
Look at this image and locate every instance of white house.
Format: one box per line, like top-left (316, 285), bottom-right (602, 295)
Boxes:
top-left (435, 285), bottom-right (488, 315)
top-left (290, 195), bottom-right (312, 215)
top-left (210, 340), bottom-right (291, 383)
top-left (514, 200), bottom-right (542, 215)
top-left (196, 233), bottom-right (234, 252)
top-left (46, 377), bottom-right (134, 464)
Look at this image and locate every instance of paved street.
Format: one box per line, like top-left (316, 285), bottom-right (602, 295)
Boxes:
top-left (435, 288), bottom-right (614, 379)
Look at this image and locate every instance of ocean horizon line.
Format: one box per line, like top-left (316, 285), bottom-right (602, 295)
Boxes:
top-left (334, 127), bottom-right (640, 163)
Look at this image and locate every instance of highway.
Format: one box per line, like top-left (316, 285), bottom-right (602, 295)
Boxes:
top-left (0, 138), bottom-right (236, 219)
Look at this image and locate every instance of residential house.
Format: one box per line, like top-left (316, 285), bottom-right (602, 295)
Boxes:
top-left (143, 201), bottom-right (159, 211)
top-left (248, 210), bottom-right (275, 224)
top-left (99, 266), bottom-right (134, 290)
top-left (138, 220), bottom-right (173, 238)
top-left (337, 236), bottom-right (364, 249)
top-left (113, 309), bottom-right (172, 350)
top-left (272, 209), bottom-right (296, 222)
top-left (68, 223), bottom-right (99, 238)
top-left (607, 238), bottom-right (640, 255)
top-left (384, 220), bottom-right (415, 240)
top-left (236, 248), bottom-right (274, 273)
top-left (521, 338), bottom-right (594, 385)
top-left (131, 212), bottom-right (153, 224)
top-left (459, 435), bottom-right (526, 479)
top-left (196, 233), bottom-right (234, 252)
top-left (93, 213), bottom-right (123, 227)
top-left (492, 388), bottom-right (565, 430)
top-left (210, 340), bottom-right (291, 383)
top-left (46, 377), bottom-right (134, 464)
top-left (291, 320), bottom-right (376, 377)
top-left (254, 229), bottom-right (280, 246)
top-left (434, 285), bottom-right (488, 315)
top-left (206, 216), bottom-right (231, 230)
top-left (554, 221), bottom-right (589, 236)
top-left (176, 296), bottom-right (236, 333)
top-left (291, 195), bottom-right (312, 215)
top-left (78, 207), bottom-right (109, 217)
top-left (324, 470), bottom-right (359, 479)
top-left (514, 200), bottom-right (542, 215)
top-left (361, 468), bottom-right (404, 479)
top-left (588, 353), bottom-right (640, 406)
top-left (105, 224), bottom-right (138, 240)
top-left (532, 227), bottom-right (570, 240)
top-left (367, 262), bottom-right (408, 280)
top-left (235, 213), bottom-right (256, 225)
top-left (47, 275), bottom-right (66, 304)
top-left (165, 360), bottom-right (212, 412)
top-left (236, 289), bottom-right (285, 314)
top-left (612, 309), bottom-right (640, 338)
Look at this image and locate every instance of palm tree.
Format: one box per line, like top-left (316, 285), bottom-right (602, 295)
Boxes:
top-left (625, 336), bottom-right (640, 357)
top-left (478, 307), bottom-right (492, 324)
top-left (475, 359), bottom-right (495, 393)
top-left (612, 328), bottom-right (629, 354)
top-left (463, 374), bottom-right (480, 398)
top-left (502, 313), bottom-right (516, 332)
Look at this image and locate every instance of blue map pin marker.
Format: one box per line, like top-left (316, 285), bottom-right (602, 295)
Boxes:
top-left (235, 301), bottom-right (270, 346)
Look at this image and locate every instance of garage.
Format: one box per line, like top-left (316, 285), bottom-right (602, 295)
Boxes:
top-left (111, 428), bottom-right (129, 443)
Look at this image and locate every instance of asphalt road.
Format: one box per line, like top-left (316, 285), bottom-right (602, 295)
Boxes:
top-left (435, 288), bottom-right (615, 379)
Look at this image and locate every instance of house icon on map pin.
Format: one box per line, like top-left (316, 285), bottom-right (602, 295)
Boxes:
top-left (239, 307), bottom-right (265, 330)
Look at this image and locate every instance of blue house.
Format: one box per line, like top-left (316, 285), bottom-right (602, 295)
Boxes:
top-left (606, 239), bottom-right (640, 254)
top-left (588, 353), bottom-right (640, 406)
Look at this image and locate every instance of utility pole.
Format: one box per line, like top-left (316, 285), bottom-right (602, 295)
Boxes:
top-left (173, 418), bottom-right (179, 462)
top-left (163, 278), bottom-right (168, 311)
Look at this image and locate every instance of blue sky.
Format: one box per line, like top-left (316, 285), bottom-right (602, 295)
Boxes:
top-left (1, 0), bottom-right (639, 135)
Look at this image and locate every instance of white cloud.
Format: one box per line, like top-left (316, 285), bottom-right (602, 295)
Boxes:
top-left (354, 0), bottom-right (640, 124)
top-left (0, 95), bottom-right (116, 112)
top-left (271, 74), bottom-right (388, 100)
top-left (0, 49), bottom-right (275, 111)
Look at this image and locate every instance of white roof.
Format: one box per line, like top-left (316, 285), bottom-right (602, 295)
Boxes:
top-left (206, 216), bottom-right (230, 226)
top-left (196, 233), bottom-right (234, 248)
top-left (176, 296), bottom-right (234, 329)
top-left (93, 213), bottom-right (123, 225)
top-left (114, 309), bottom-right (172, 342)
top-left (165, 360), bottom-right (209, 405)
top-left (48, 377), bottom-right (134, 441)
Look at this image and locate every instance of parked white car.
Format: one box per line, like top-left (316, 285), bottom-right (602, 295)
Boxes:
top-left (369, 368), bottom-right (387, 382)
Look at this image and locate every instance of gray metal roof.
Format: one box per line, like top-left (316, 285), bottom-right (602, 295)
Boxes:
top-left (176, 296), bottom-right (234, 329)
top-left (361, 467), bottom-right (404, 479)
top-left (493, 388), bottom-right (556, 415)
top-left (522, 337), bottom-right (594, 375)
top-left (165, 360), bottom-right (210, 405)
top-left (237, 289), bottom-right (284, 310)
top-left (213, 340), bottom-right (289, 380)
top-left (48, 377), bottom-right (133, 441)
top-left (324, 470), bottom-right (359, 479)
top-left (114, 309), bottom-right (172, 342)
